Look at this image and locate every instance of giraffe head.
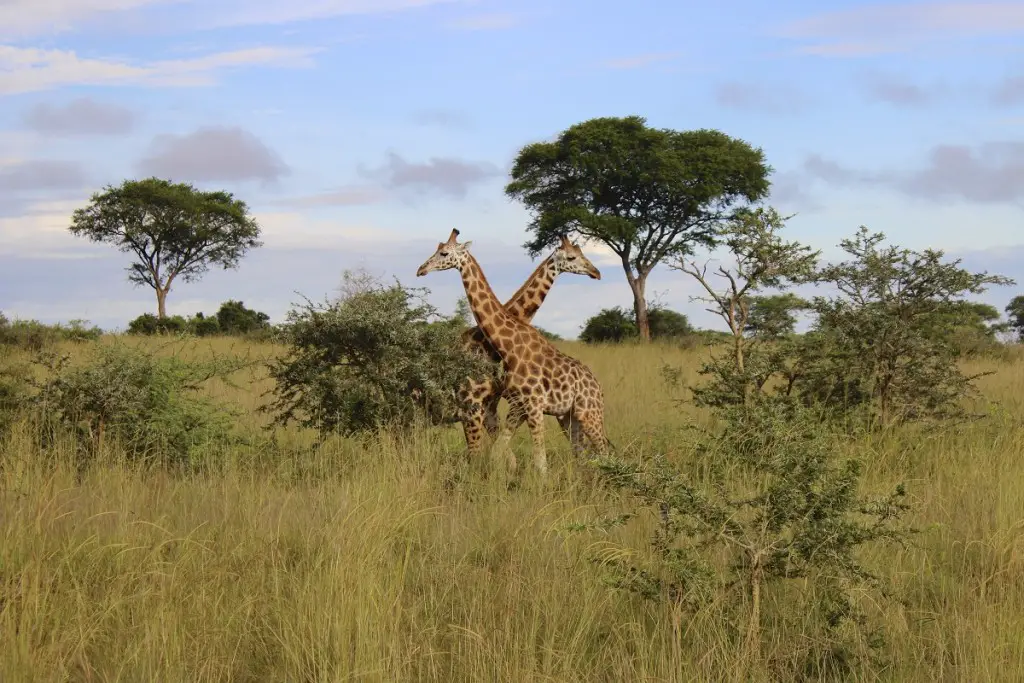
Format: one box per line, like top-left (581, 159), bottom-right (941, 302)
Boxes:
top-left (416, 228), bottom-right (473, 277)
top-left (551, 235), bottom-right (601, 280)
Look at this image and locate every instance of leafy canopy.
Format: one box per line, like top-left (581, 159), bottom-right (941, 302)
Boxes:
top-left (505, 115), bottom-right (772, 275)
top-left (69, 177), bottom-right (262, 294)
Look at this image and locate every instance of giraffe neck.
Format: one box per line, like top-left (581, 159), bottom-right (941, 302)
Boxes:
top-left (503, 255), bottom-right (556, 322)
top-left (459, 254), bottom-right (525, 361)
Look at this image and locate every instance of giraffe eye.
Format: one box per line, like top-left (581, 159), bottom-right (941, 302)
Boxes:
top-left (439, 251), bottom-right (449, 257)
top-left (566, 256), bottom-right (577, 260)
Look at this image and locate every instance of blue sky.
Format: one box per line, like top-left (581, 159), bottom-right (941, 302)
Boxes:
top-left (1, 0), bottom-right (1023, 337)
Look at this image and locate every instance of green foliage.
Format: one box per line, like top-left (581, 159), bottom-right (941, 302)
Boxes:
top-left (127, 302), bottom-right (271, 339)
top-left (923, 301), bottom-right (1008, 358)
top-left (505, 115), bottom-right (771, 340)
top-left (1006, 295), bottom-right (1024, 341)
top-left (69, 177), bottom-right (262, 318)
top-left (585, 401), bottom-right (911, 676)
top-left (745, 293), bottom-right (810, 339)
top-left (0, 352), bottom-right (31, 437)
top-left (600, 212), bottom-right (916, 676)
top-left (535, 326), bottom-right (563, 342)
top-left (23, 343), bottom-right (246, 467)
top-left (127, 313), bottom-right (188, 336)
top-left (648, 307), bottom-right (692, 340)
top-left (581, 305), bottom-right (692, 344)
top-left (580, 306), bottom-right (637, 343)
top-left (792, 228), bottom-right (1014, 426)
top-left (671, 206), bottom-right (819, 408)
top-left (265, 271), bottom-right (491, 437)
top-left (189, 312), bottom-right (221, 337)
top-left (0, 313), bottom-right (103, 351)
top-left (216, 299), bottom-right (271, 335)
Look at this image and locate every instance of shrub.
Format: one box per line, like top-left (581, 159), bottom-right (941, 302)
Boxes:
top-left (584, 400), bottom-right (912, 678)
top-left (580, 306), bottom-right (637, 343)
top-left (25, 343), bottom-right (247, 467)
top-left (127, 313), bottom-right (188, 336)
top-left (535, 326), bottom-right (563, 342)
top-left (0, 313), bottom-right (103, 350)
top-left (792, 228), bottom-right (1014, 426)
top-left (189, 312), bottom-right (221, 337)
top-left (216, 299), bottom-right (270, 335)
top-left (581, 305), bottom-right (692, 344)
top-left (265, 272), bottom-right (490, 437)
top-left (648, 307), bottom-right (692, 340)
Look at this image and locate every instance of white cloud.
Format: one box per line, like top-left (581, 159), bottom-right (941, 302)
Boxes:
top-left (445, 13), bottom-right (520, 31)
top-left (0, 200), bottom-right (105, 258)
top-left (600, 52), bottom-right (679, 70)
top-left (0, 0), bottom-right (180, 39)
top-left (253, 210), bottom-right (405, 249)
top-left (0, 45), bottom-right (319, 95)
top-left (206, 0), bottom-right (467, 28)
top-left (778, 2), bottom-right (1024, 55)
top-left (1, 0), bottom-right (470, 38)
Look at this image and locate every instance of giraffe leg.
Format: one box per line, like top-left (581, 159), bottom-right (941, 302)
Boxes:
top-left (456, 381), bottom-right (488, 457)
top-left (460, 407), bottom-right (487, 457)
top-left (557, 414), bottom-right (585, 458)
top-left (574, 409), bottom-right (610, 456)
top-left (492, 397), bottom-right (527, 474)
top-left (481, 384), bottom-right (502, 438)
top-left (526, 405), bottom-right (548, 475)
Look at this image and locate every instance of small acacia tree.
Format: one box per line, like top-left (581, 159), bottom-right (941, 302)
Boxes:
top-left (69, 178), bottom-right (262, 318)
top-left (794, 227), bottom-right (1014, 426)
top-left (505, 115), bottom-right (771, 341)
top-left (670, 207), bottom-right (819, 407)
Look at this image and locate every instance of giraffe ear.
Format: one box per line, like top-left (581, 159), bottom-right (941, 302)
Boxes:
top-left (462, 240), bottom-right (473, 250)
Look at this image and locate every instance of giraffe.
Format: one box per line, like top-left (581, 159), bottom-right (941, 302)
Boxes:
top-left (416, 229), bottom-right (610, 475)
top-left (454, 236), bottom-right (602, 456)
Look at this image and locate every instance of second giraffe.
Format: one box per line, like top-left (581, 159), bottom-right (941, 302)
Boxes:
top-left (416, 229), bottom-right (610, 475)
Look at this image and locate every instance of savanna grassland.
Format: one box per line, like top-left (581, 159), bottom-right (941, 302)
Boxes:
top-left (2, 335), bottom-right (1023, 682)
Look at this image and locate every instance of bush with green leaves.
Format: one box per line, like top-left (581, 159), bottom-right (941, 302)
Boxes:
top-left (1005, 295), bottom-right (1024, 342)
top-left (583, 400), bottom-right (912, 678)
top-left (127, 301), bottom-right (272, 339)
top-left (25, 343), bottom-right (246, 467)
top-left (791, 228), bottom-right (1014, 426)
top-left (127, 313), bottom-right (188, 336)
top-left (535, 326), bottom-right (563, 342)
top-left (745, 293), bottom-right (810, 339)
top-left (215, 299), bottom-right (271, 335)
top-left (670, 206), bottom-right (819, 409)
top-left (0, 313), bottom-right (103, 350)
top-left (580, 306), bottom-right (637, 343)
top-left (265, 272), bottom-right (491, 437)
top-left (581, 305), bottom-right (691, 344)
top-left (586, 209), bottom-right (916, 677)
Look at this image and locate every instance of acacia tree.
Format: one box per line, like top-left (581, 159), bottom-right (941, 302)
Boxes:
top-left (505, 115), bottom-right (771, 341)
top-left (1007, 295), bottom-right (1024, 341)
top-left (69, 178), bottom-right (262, 318)
top-left (671, 207), bottom-right (819, 406)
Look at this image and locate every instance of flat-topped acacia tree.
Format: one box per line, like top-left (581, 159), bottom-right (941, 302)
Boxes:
top-left (69, 177), bottom-right (262, 319)
top-left (505, 115), bottom-right (772, 341)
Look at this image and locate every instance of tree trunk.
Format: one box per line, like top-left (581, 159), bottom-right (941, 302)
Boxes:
top-left (620, 255), bottom-right (651, 342)
top-left (155, 287), bottom-right (168, 319)
top-left (629, 273), bottom-right (651, 342)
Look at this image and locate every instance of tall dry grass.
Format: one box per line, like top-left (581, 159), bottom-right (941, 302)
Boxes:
top-left (2, 337), bottom-right (1023, 682)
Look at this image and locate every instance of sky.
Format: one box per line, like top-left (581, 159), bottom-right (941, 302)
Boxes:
top-left (1, 0), bottom-right (1023, 338)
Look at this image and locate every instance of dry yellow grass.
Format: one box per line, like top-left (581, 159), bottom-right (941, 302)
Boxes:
top-left (2, 337), bottom-right (1023, 682)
